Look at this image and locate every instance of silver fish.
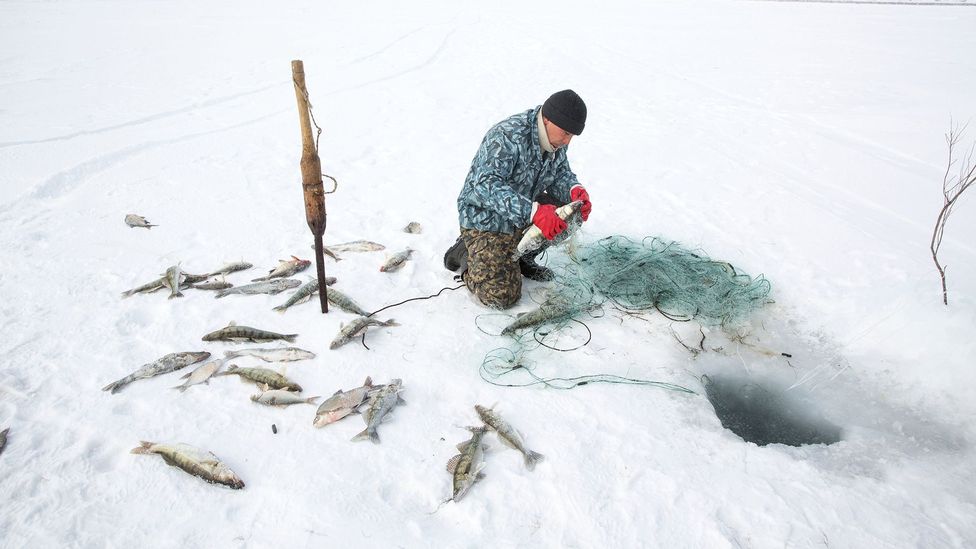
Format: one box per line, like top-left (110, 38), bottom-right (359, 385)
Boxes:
top-left (190, 279), bottom-right (234, 291)
top-left (202, 322), bottom-right (297, 343)
top-left (215, 364), bottom-right (302, 391)
top-left (313, 376), bottom-right (375, 428)
top-left (402, 222), bottom-right (422, 234)
top-left (162, 265), bottom-right (186, 299)
top-left (223, 347), bottom-right (315, 363)
top-left (121, 277), bottom-right (166, 298)
top-left (124, 214), bottom-right (157, 229)
top-left (324, 240), bottom-right (386, 253)
top-left (250, 390), bottom-right (319, 407)
top-left (272, 277), bottom-right (337, 313)
top-left (208, 261), bottom-right (253, 277)
top-left (0, 427), bottom-right (8, 458)
top-left (475, 404), bottom-right (544, 471)
top-left (329, 316), bottom-right (398, 350)
top-left (500, 299), bottom-right (578, 336)
top-left (252, 256), bottom-right (311, 282)
top-left (447, 426), bottom-right (489, 502)
top-left (102, 351), bottom-right (211, 394)
top-left (352, 378), bottom-right (404, 443)
top-left (131, 441), bottom-right (244, 489)
top-left (513, 200), bottom-right (583, 260)
top-left (379, 249), bottom-right (413, 272)
top-left (325, 287), bottom-right (370, 317)
top-left (171, 359), bottom-right (223, 393)
top-left (215, 279), bottom-right (302, 298)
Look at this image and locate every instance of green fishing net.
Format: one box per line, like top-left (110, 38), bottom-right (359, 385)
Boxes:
top-left (551, 235), bottom-right (772, 326)
top-left (479, 235), bottom-right (772, 393)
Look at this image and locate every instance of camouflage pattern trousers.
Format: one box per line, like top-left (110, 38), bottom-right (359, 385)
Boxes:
top-left (460, 228), bottom-right (522, 309)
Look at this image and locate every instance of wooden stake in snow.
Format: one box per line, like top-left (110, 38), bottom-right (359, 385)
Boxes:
top-left (292, 59), bottom-right (329, 313)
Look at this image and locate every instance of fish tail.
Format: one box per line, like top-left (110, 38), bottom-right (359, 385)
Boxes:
top-left (524, 450), bottom-right (545, 471)
top-left (102, 377), bottom-right (130, 393)
top-left (130, 441), bottom-right (155, 454)
top-left (214, 290), bottom-right (228, 299)
top-left (352, 427), bottom-right (379, 444)
top-left (168, 291), bottom-right (184, 299)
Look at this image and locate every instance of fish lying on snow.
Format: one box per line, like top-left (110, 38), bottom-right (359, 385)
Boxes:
top-left (162, 265), bottom-right (186, 299)
top-left (512, 200), bottom-right (583, 261)
top-left (403, 221), bottom-right (422, 234)
top-left (171, 359), bottom-right (223, 393)
top-left (500, 299), bottom-right (579, 336)
top-left (215, 279), bottom-right (302, 298)
top-left (121, 277), bottom-right (166, 298)
top-left (207, 261), bottom-right (252, 277)
top-left (131, 441), bottom-right (244, 489)
top-left (272, 277), bottom-right (337, 313)
top-left (124, 214), bottom-right (157, 229)
top-left (223, 347), bottom-right (315, 363)
top-left (252, 256), bottom-right (311, 282)
top-left (447, 426), bottom-right (489, 502)
top-left (329, 316), bottom-right (398, 350)
top-left (216, 365), bottom-right (303, 392)
top-left (102, 351), bottom-right (211, 394)
top-left (324, 287), bottom-right (370, 317)
top-left (190, 279), bottom-right (234, 291)
top-left (202, 322), bottom-right (297, 343)
top-left (475, 405), bottom-right (544, 471)
top-left (379, 249), bottom-right (413, 272)
top-left (352, 378), bottom-right (404, 443)
top-left (313, 376), bottom-right (376, 428)
top-left (0, 427), bottom-right (8, 458)
top-left (251, 390), bottom-right (319, 407)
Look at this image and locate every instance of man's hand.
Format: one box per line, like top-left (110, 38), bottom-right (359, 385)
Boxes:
top-left (532, 203), bottom-right (567, 240)
top-left (571, 185), bottom-right (592, 221)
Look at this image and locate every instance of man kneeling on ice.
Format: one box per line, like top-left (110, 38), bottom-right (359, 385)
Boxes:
top-left (443, 89), bottom-right (593, 309)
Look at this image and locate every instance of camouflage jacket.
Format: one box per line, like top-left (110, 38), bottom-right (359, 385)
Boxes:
top-left (457, 106), bottom-right (579, 234)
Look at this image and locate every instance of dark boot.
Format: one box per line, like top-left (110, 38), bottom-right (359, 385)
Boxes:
top-left (443, 236), bottom-right (468, 273)
top-left (518, 249), bottom-right (554, 281)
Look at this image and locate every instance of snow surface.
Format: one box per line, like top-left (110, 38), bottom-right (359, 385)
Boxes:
top-left (1, 1), bottom-right (975, 547)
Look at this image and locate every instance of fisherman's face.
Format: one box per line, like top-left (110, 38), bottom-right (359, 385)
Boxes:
top-left (543, 118), bottom-right (575, 149)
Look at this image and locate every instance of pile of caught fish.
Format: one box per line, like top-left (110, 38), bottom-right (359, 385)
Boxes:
top-left (113, 228), bottom-right (427, 489)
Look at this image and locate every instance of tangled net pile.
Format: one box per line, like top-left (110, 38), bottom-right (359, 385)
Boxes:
top-left (553, 235), bottom-right (772, 325)
top-left (479, 235), bottom-right (772, 393)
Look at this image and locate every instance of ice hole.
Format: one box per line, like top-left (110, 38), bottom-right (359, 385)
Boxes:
top-left (703, 375), bottom-right (842, 447)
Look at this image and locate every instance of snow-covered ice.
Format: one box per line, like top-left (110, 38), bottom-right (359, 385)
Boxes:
top-left (1, 1), bottom-right (975, 547)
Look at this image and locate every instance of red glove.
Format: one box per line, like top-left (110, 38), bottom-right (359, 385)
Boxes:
top-left (571, 185), bottom-right (592, 221)
top-left (532, 203), bottom-right (567, 240)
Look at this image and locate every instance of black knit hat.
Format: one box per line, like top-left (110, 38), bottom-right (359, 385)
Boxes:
top-left (542, 89), bottom-right (587, 136)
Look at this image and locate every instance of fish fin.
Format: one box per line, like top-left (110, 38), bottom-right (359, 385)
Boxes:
top-left (272, 306), bottom-right (286, 313)
top-left (475, 472), bottom-right (487, 481)
top-left (102, 378), bottom-right (127, 393)
top-left (332, 389), bottom-right (343, 396)
top-left (456, 441), bottom-right (469, 452)
top-left (306, 396), bottom-right (320, 404)
top-left (130, 441), bottom-right (154, 454)
top-left (524, 450), bottom-right (545, 471)
top-left (363, 376), bottom-right (373, 387)
top-left (179, 371), bottom-right (192, 380)
top-left (351, 428), bottom-right (375, 443)
top-left (283, 334), bottom-right (298, 343)
top-left (397, 396), bottom-right (407, 406)
top-left (446, 454), bottom-right (462, 474)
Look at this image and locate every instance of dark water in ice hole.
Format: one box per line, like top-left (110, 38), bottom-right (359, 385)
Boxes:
top-left (703, 375), bottom-right (842, 447)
